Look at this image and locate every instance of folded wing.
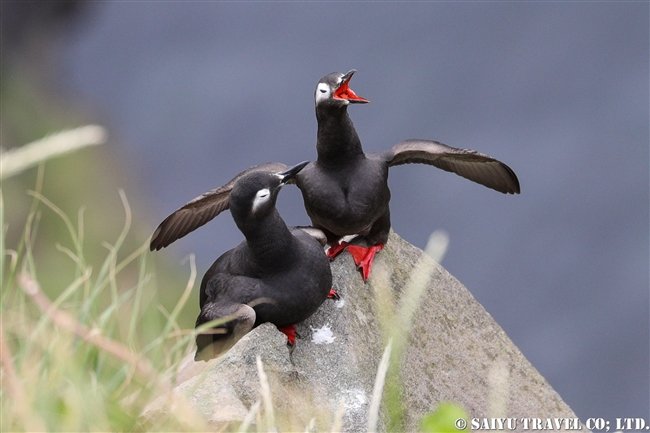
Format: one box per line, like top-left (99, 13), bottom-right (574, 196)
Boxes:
top-left (384, 139), bottom-right (520, 194)
top-left (149, 162), bottom-right (289, 250)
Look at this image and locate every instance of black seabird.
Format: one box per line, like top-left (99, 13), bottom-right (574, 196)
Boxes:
top-left (300, 70), bottom-right (520, 279)
top-left (150, 70), bottom-right (520, 281)
top-left (162, 162), bottom-right (334, 361)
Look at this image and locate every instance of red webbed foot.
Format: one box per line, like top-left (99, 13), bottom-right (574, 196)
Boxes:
top-left (327, 288), bottom-right (340, 300)
top-left (326, 241), bottom-right (350, 261)
top-left (277, 324), bottom-right (297, 346)
top-left (346, 243), bottom-right (385, 281)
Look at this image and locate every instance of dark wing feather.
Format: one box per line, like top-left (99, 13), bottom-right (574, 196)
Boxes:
top-left (384, 139), bottom-right (520, 194)
top-left (149, 162), bottom-right (289, 251)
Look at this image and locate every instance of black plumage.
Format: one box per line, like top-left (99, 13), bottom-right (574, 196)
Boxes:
top-left (150, 70), bottom-right (520, 280)
top-left (181, 162), bottom-right (332, 360)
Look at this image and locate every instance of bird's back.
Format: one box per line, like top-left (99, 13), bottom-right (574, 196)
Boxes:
top-left (199, 231), bottom-right (331, 327)
top-left (255, 229), bottom-right (331, 326)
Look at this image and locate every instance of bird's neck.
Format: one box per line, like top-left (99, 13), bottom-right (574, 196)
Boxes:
top-left (241, 210), bottom-right (295, 267)
top-left (316, 106), bottom-right (364, 165)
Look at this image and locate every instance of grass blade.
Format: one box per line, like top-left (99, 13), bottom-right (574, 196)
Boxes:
top-left (367, 339), bottom-right (393, 433)
top-left (1, 125), bottom-right (106, 179)
top-left (256, 356), bottom-right (276, 432)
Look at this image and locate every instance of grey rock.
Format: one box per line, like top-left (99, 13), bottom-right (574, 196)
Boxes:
top-left (146, 233), bottom-right (586, 432)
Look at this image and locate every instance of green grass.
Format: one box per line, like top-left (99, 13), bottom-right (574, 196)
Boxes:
top-left (1, 180), bottom-right (206, 431)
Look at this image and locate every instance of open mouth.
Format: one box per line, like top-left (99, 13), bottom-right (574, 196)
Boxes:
top-left (333, 70), bottom-right (369, 103)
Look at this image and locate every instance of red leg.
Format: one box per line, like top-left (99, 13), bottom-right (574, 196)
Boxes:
top-left (326, 241), bottom-right (350, 261)
top-left (327, 288), bottom-right (340, 300)
top-left (277, 324), bottom-right (297, 346)
top-left (346, 243), bottom-right (384, 281)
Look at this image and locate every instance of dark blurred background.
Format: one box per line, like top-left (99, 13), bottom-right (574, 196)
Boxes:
top-left (2, 1), bottom-right (648, 421)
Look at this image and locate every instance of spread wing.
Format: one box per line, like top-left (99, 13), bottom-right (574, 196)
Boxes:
top-left (384, 139), bottom-right (520, 194)
top-left (149, 162), bottom-right (289, 251)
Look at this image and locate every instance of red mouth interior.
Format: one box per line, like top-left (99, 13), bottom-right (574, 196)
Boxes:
top-left (334, 79), bottom-right (368, 102)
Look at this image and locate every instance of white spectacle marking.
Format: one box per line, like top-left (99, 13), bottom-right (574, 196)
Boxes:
top-left (315, 82), bottom-right (331, 104)
top-left (252, 188), bottom-right (270, 213)
top-left (310, 324), bottom-right (335, 344)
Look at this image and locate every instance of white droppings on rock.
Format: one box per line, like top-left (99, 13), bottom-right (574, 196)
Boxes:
top-left (341, 388), bottom-right (367, 410)
top-left (310, 324), bottom-right (336, 344)
top-left (334, 298), bottom-right (346, 308)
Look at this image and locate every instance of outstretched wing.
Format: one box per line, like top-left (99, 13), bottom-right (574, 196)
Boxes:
top-left (384, 139), bottom-right (520, 194)
top-left (150, 162), bottom-right (289, 251)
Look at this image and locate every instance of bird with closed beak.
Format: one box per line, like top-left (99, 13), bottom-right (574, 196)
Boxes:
top-left (158, 162), bottom-right (335, 361)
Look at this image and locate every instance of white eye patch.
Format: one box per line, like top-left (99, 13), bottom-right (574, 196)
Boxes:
top-left (252, 188), bottom-right (271, 213)
top-left (315, 82), bottom-right (331, 104)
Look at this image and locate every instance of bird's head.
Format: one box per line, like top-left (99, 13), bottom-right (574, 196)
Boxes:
top-left (229, 161), bottom-right (309, 225)
top-left (314, 69), bottom-right (369, 109)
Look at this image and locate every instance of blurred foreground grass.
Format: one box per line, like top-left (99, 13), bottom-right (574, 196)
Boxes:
top-left (2, 175), bottom-right (200, 431)
top-left (1, 127), bottom-right (206, 430)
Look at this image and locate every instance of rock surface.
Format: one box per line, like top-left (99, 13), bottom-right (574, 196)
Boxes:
top-left (144, 233), bottom-right (585, 432)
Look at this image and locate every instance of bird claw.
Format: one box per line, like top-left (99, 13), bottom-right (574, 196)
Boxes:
top-left (327, 288), bottom-right (340, 300)
top-left (346, 243), bottom-right (384, 281)
top-left (326, 242), bottom-right (350, 260)
top-left (277, 324), bottom-right (298, 346)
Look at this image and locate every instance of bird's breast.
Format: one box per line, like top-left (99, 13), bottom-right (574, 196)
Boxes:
top-left (298, 164), bottom-right (390, 236)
